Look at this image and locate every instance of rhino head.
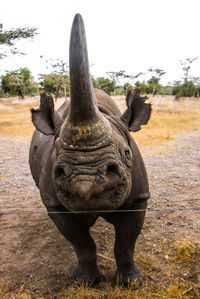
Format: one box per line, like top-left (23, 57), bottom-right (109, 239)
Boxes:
top-left (31, 14), bottom-right (150, 212)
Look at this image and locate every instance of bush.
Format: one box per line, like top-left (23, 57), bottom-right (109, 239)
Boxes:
top-left (92, 77), bottom-right (115, 95)
top-left (39, 73), bottom-right (70, 98)
top-left (172, 81), bottom-right (195, 98)
top-left (1, 68), bottom-right (39, 98)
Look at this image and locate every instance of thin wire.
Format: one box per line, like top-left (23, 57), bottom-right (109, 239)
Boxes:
top-left (0, 207), bottom-right (200, 215)
top-left (0, 198), bottom-right (199, 209)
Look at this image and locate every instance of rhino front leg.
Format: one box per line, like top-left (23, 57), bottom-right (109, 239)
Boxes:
top-left (114, 200), bottom-right (147, 287)
top-left (104, 199), bottom-right (147, 287)
top-left (47, 207), bottom-right (101, 285)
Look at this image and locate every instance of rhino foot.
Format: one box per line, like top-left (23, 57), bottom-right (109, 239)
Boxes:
top-left (71, 265), bottom-right (102, 286)
top-left (113, 264), bottom-right (142, 288)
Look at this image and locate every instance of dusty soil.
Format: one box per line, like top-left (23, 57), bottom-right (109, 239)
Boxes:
top-left (0, 129), bottom-right (200, 294)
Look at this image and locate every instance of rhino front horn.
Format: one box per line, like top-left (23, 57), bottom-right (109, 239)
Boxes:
top-left (61, 14), bottom-right (111, 147)
top-left (69, 13), bottom-right (99, 124)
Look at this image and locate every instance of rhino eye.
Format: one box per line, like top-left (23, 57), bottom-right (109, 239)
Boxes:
top-left (125, 150), bottom-right (130, 159)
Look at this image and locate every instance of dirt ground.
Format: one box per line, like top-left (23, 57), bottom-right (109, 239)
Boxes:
top-left (0, 99), bottom-right (200, 295)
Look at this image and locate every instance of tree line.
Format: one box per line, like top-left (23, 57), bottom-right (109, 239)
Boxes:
top-left (0, 24), bottom-right (199, 99)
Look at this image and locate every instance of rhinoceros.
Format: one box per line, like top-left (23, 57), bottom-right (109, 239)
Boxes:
top-left (29, 14), bottom-right (151, 286)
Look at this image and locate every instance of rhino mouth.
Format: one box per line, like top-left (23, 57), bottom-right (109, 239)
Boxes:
top-left (56, 181), bottom-right (128, 212)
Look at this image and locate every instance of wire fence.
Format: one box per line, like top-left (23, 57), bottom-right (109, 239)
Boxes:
top-left (0, 198), bottom-right (199, 215)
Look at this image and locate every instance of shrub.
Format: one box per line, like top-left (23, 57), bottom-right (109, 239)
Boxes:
top-left (92, 77), bottom-right (115, 95)
top-left (172, 81), bottom-right (195, 98)
top-left (1, 68), bottom-right (39, 98)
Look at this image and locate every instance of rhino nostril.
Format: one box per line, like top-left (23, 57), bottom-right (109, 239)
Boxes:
top-left (106, 164), bottom-right (119, 177)
top-left (54, 165), bottom-right (72, 179)
top-left (54, 166), bottom-right (65, 179)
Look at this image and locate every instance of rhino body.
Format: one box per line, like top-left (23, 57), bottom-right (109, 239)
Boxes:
top-left (29, 14), bottom-right (151, 286)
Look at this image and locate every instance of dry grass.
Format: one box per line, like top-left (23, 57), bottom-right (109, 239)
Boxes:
top-left (0, 240), bottom-right (199, 298)
top-left (0, 98), bottom-right (38, 139)
top-left (115, 95), bottom-right (200, 148)
top-left (133, 110), bottom-right (200, 148)
top-left (1, 96), bottom-right (200, 147)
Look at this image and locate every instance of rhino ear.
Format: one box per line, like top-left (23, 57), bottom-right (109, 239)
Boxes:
top-left (31, 92), bottom-right (62, 135)
top-left (121, 89), bottom-right (151, 132)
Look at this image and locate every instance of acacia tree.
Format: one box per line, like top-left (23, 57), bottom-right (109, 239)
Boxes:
top-left (106, 70), bottom-right (143, 94)
top-left (106, 71), bottom-right (121, 94)
top-left (92, 76), bottom-right (115, 95)
top-left (180, 57), bottom-right (198, 97)
top-left (180, 57), bottom-right (198, 82)
top-left (1, 68), bottom-right (38, 98)
top-left (123, 72), bottom-right (144, 92)
top-left (40, 57), bottom-right (69, 100)
top-left (0, 24), bottom-right (37, 60)
top-left (172, 57), bottom-right (198, 98)
top-left (148, 68), bottom-right (165, 96)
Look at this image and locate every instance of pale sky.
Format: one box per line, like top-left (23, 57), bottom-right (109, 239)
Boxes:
top-left (1, 0), bottom-right (200, 84)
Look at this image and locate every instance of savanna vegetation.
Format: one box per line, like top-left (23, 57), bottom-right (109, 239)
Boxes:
top-left (0, 32), bottom-right (200, 100)
top-left (1, 22), bottom-right (200, 99)
top-left (1, 61), bottom-right (200, 99)
top-left (0, 24), bottom-right (37, 59)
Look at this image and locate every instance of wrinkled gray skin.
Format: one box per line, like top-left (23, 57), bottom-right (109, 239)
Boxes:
top-left (29, 14), bottom-right (151, 287)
